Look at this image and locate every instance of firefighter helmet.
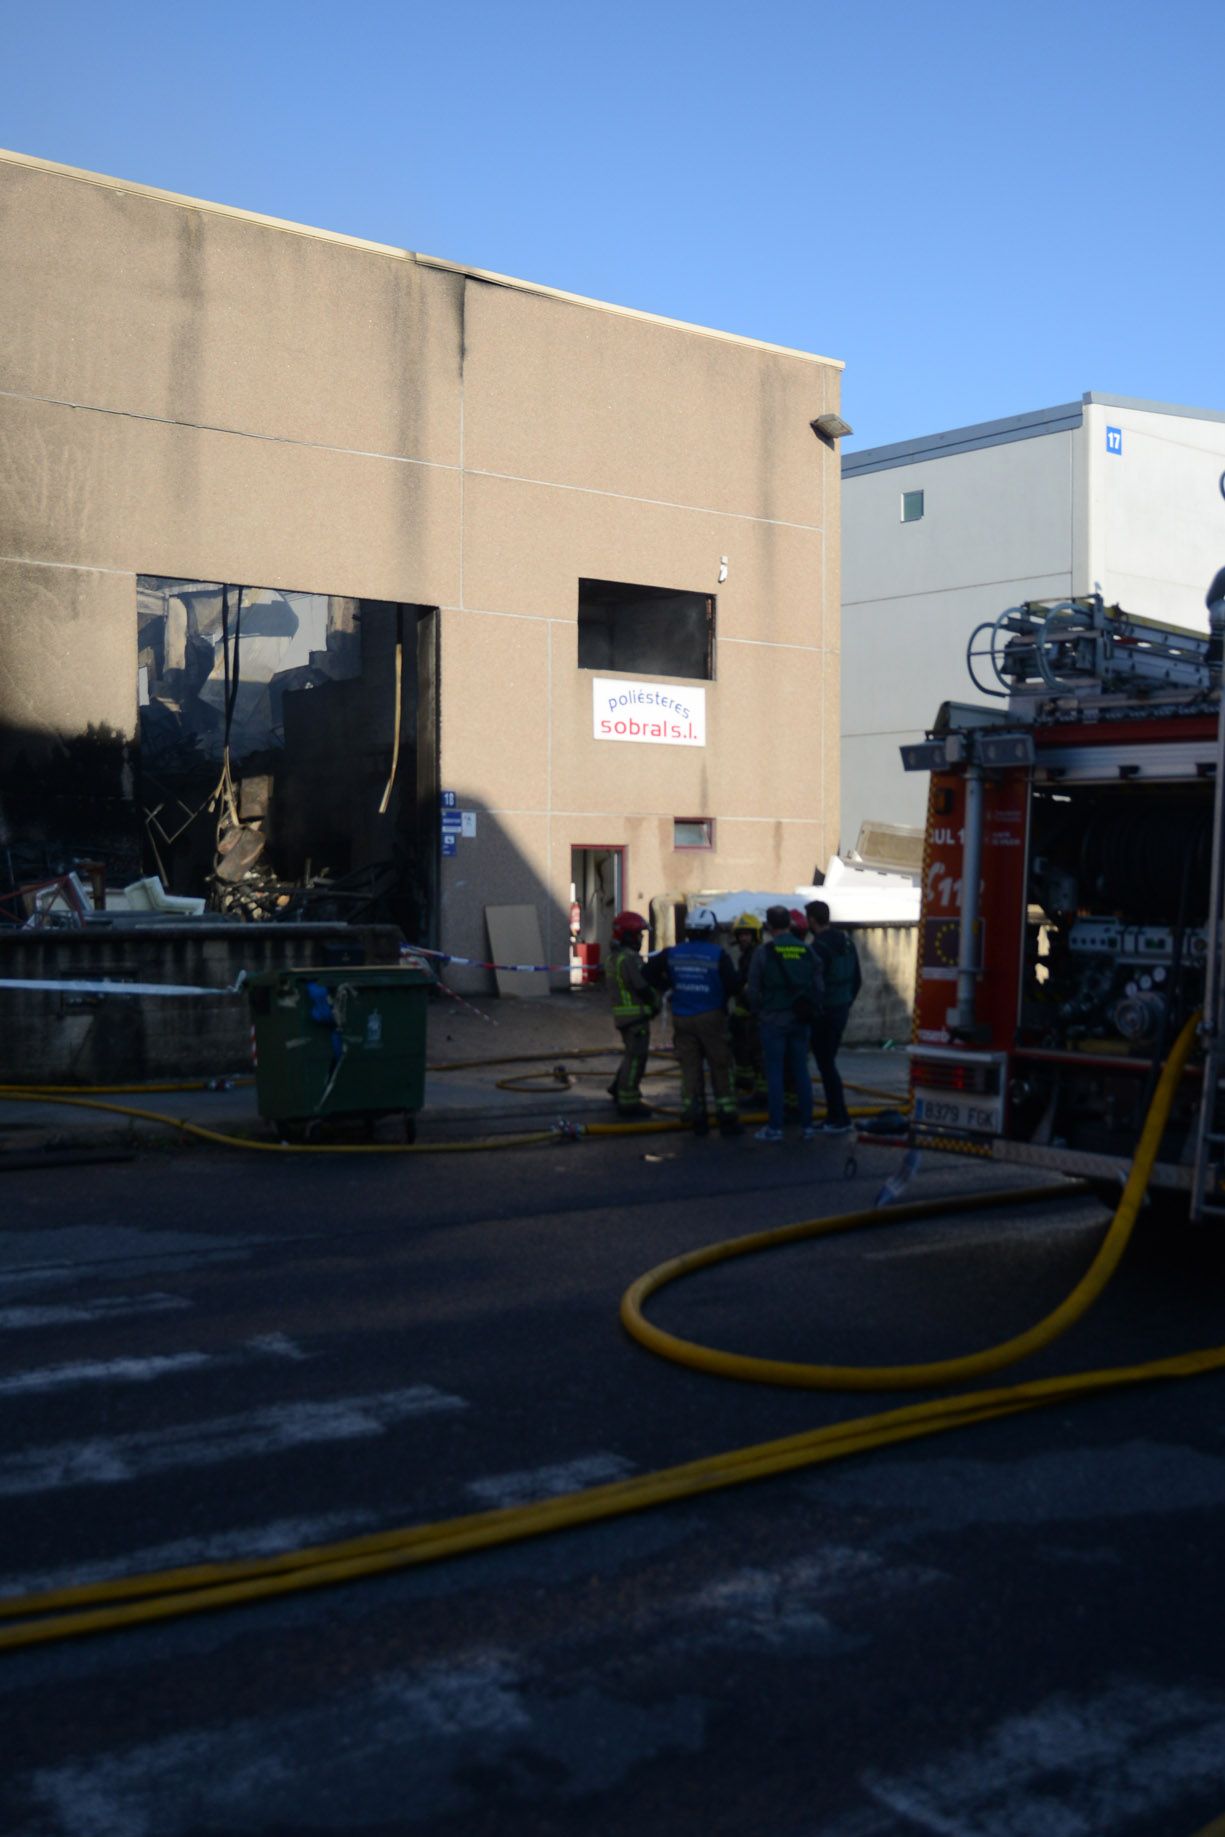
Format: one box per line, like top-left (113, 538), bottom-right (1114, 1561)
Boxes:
top-left (685, 906), bottom-right (719, 935)
top-left (733, 911), bottom-right (763, 935)
top-left (789, 908), bottom-right (808, 932)
top-left (611, 910), bottom-right (648, 944)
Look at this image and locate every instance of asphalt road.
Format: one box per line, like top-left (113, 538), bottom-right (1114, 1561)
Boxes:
top-left (3, 1128), bottom-right (1225, 1836)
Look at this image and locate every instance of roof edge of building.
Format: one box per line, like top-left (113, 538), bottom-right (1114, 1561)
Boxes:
top-left (0, 146), bottom-right (843, 371)
top-left (1082, 390), bottom-right (1225, 427)
top-left (844, 389), bottom-right (1225, 478)
top-left (842, 401), bottom-right (1084, 478)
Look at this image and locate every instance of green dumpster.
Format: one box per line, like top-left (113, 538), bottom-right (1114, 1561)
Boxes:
top-left (245, 962), bottom-right (434, 1141)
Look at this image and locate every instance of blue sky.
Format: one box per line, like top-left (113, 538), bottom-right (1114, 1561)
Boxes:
top-left (3, 0), bottom-right (1221, 450)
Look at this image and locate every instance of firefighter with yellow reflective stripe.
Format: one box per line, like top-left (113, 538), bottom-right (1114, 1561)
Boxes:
top-left (607, 911), bottom-right (659, 1119)
top-left (728, 910), bottom-right (766, 1103)
top-left (647, 908), bottom-right (743, 1138)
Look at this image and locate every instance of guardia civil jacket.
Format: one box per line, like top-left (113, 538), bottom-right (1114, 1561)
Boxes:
top-left (746, 933), bottom-right (824, 1024)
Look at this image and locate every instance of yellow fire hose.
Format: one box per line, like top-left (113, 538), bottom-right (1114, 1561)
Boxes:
top-left (0, 1083), bottom-right (883, 1150)
top-left (0, 1015), bottom-right (1216, 1656)
top-left (0, 1040), bottom-right (895, 1149)
top-left (0, 1044), bottom-right (682, 1151)
top-left (2, 1078), bottom-right (257, 1095)
top-left (0, 1087), bottom-right (560, 1154)
top-left (619, 1020), bottom-right (1178, 1389)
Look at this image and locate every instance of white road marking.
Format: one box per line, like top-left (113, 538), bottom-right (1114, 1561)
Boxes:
top-left (679, 1546), bottom-right (943, 1649)
top-left (374, 1653), bottom-right (531, 1735)
top-left (845, 1679), bottom-right (1225, 1837)
top-left (0, 1351), bottom-right (213, 1396)
top-left (25, 1653), bottom-right (533, 1835)
top-left (22, 1649), bottom-right (705, 1832)
top-left (0, 1335), bottom-right (308, 1398)
top-left (0, 1385), bottom-right (466, 1496)
top-left (0, 1510), bottom-right (382, 1603)
top-left (0, 1293), bottom-right (192, 1330)
top-left (466, 1452), bottom-right (635, 1508)
top-left (0, 1225), bottom-right (269, 1277)
top-left (243, 1331), bottom-right (309, 1361)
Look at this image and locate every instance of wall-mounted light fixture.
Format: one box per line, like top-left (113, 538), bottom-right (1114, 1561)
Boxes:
top-left (811, 413), bottom-right (853, 441)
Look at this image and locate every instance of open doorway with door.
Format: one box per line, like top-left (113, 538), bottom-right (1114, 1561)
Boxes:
top-left (569, 845), bottom-right (624, 987)
top-left (136, 577), bottom-right (439, 941)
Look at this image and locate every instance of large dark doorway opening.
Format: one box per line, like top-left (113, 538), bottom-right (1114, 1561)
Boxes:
top-left (137, 577), bottom-right (438, 940)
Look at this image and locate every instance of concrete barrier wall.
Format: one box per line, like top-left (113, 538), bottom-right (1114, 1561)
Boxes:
top-left (644, 913), bottom-right (917, 1046)
top-left (843, 922), bottom-right (917, 1045)
top-left (0, 924), bottom-right (402, 1083)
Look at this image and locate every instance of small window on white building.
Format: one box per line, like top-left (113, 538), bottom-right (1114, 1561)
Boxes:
top-left (674, 818), bottom-right (714, 850)
top-left (901, 489), bottom-right (925, 523)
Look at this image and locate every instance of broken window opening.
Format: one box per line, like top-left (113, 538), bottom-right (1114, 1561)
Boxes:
top-left (138, 580), bottom-right (363, 770)
top-left (577, 579), bottom-right (714, 680)
top-left (137, 577), bottom-right (438, 937)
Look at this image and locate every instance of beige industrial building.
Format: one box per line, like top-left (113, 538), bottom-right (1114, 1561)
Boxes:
top-left (0, 148), bottom-right (844, 985)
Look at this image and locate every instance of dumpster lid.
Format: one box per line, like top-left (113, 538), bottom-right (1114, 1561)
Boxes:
top-left (243, 962), bottom-right (435, 990)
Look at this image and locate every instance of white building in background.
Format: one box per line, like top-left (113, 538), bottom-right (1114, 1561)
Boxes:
top-left (840, 392), bottom-right (1225, 850)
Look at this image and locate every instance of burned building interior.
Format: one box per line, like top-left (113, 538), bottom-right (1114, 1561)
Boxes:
top-left (1, 578), bottom-right (438, 939)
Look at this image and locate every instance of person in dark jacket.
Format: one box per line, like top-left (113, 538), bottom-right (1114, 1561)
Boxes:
top-left (648, 908), bottom-right (742, 1136)
top-left (746, 905), bottom-right (822, 1141)
top-left (728, 910), bottom-right (766, 1103)
top-left (805, 898), bottom-right (862, 1134)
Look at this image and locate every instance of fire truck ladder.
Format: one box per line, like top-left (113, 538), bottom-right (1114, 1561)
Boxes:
top-left (967, 594), bottom-right (1217, 701)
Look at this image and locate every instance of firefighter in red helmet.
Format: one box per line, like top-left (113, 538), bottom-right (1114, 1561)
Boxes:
top-left (607, 910), bottom-right (658, 1119)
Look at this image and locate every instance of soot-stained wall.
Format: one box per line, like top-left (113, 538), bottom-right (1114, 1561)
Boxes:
top-left (0, 149), bottom-right (843, 980)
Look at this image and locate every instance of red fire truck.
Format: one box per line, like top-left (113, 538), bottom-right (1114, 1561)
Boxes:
top-left (901, 565), bottom-right (1225, 1219)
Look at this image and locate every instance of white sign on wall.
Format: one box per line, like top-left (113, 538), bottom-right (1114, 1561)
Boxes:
top-left (592, 678), bottom-right (706, 748)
